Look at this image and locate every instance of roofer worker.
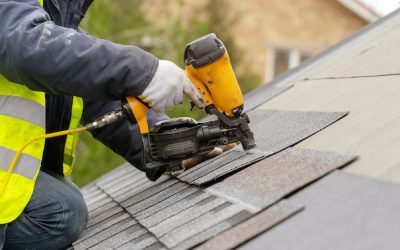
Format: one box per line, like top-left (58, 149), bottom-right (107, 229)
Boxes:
top-left (0, 0), bottom-right (206, 249)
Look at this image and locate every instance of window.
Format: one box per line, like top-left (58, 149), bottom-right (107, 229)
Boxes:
top-left (267, 48), bottom-right (313, 81)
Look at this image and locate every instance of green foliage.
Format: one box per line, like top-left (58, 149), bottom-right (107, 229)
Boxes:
top-left (238, 73), bottom-right (263, 94)
top-left (165, 97), bottom-right (205, 121)
top-left (81, 0), bottom-right (148, 44)
top-left (72, 0), bottom-right (262, 187)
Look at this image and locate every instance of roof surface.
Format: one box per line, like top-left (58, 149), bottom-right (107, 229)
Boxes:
top-left (73, 9), bottom-right (400, 250)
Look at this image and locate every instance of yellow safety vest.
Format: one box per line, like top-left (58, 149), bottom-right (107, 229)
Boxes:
top-left (0, 0), bottom-right (83, 224)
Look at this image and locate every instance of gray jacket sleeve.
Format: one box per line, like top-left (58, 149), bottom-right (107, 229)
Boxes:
top-left (81, 100), bottom-right (168, 177)
top-left (0, 0), bottom-right (158, 100)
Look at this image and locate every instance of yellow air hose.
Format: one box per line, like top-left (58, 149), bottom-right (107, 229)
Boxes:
top-left (0, 109), bottom-right (124, 197)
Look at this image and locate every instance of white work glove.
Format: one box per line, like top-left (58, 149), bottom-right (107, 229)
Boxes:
top-left (139, 60), bottom-right (205, 112)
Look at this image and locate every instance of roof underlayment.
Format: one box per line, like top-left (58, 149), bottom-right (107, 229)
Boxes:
top-left (73, 9), bottom-right (400, 250)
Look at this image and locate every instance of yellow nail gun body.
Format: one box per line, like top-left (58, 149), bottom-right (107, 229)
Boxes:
top-left (184, 34), bottom-right (244, 117)
top-left (122, 34), bottom-right (255, 180)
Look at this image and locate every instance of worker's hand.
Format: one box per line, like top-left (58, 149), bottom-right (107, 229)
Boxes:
top-left (139, 60), bottom-right (205, 112)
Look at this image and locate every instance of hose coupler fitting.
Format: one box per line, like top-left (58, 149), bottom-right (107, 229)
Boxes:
top-left (85, 110), bottom-right (125, 131)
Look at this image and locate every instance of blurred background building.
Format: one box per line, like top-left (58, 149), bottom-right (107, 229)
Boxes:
top-left (142, 0), bottom-right (374, 82)
top-left (73, 0), bottom-right (398, 186)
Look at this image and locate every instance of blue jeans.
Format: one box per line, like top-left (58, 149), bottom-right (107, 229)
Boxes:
top-left (1, 171), bottom-right (88, 249)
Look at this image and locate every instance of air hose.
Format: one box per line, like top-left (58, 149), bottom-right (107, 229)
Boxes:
top-left (0, 110), bottom-right (125, 197)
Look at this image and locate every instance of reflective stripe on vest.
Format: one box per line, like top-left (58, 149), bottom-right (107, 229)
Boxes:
top-left (0, 146), bottom-right (41, 180)
top-left (0, 95), bottom-right (45, 128)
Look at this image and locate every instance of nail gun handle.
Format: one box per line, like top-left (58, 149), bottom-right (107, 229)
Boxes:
top-left (125, 96), bottom-right (149, 134)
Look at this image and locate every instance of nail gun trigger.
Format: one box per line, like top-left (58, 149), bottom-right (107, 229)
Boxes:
top-left (190, 102), bottom-right (195, 111)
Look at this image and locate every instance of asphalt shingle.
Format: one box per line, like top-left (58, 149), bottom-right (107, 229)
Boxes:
top-left (116, 233), bottom-right (159, 250)
top-left (144, 196), bottom-right (226, 235)
top-left (123, 182), bottom-right (189, 212)
top-left (208, 147), bottom-right (355, 210)
top-left (113, 176), bottom-right (175, 203)
top-left (73, 218), bottom-right (137, 250)
top-left (177, 148), bottom-right (247, 183)
top-left (86, 196), bottom-right (113, 212)
top-left (86, 205), bottom-right (124, 228)
top-left (248, 109), bottom-right (348, 153)
top-left (159, 202), bottom-right (246, 248)
top-left (86, 201), bottom-right (119, 220)
top-left (76, 211), bottom-right (129, 244)
top-left (134, 186), bottom-right (199, 220)
top-left (89, 224), bottom-right (148, 250)
top-left (174, 210), bottom-right (253, 250)
top-left (137, 190), bottom-right (211, 227)
top-left (192, 149), bottom-right (266, 185)
top-left (240, 171), bottom-right (400, 250)
top-left (195, 199), bottom-right (303, 250)
top-left (141, 242), bottom-right (167, 250)
top-left (99, 171), bottom-right (144, 195)
top-left (177, 109), bottom-right (347, 186)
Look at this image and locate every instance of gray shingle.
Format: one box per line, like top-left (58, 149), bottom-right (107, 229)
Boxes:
top-left (192, 149), bottom-right (266, 185)
top-left (89, 224), bottom-right (147, 250)
top-left (244, 80), bottom-right (294, 112)
top-left (240, 171), bottom-right (400, 250)
top-left (160, 203), bottom-right (246, 248)
top-left (142, 242), bottom-right (167, 250)
top-left (208, 147), bottom-right (355, 210)
top-left (95, 170), bottom-right (136, 190)
top-left (177, 110), bottom-right (347, 186)
top-left (114, 175), bottom-right (174, 203)
top-left (73, 218), bottom-right (137, 250)
top-left (86, 205), bottom-right (124, 228)
top-left (98, 171), bottom-right (143, 194)
top-left (123, 182), bottom-right (189, 213)
top-left (138, 190), bottom-right (211, 227)
top-left (145, 196), bottom-right (226, 235)
top-left (195, 200), bottom-right (303, 250)
top-left (84, 192), bottom-right (108, 207)
top-left (95, 164), bottom-right (133, 187)
top-left (87, 196), bottom-right (113, 212)
top-left (177, 149), bottom-right (247, 182)
top-left (87, 201), bottom-right (119, 219)
top-left (174, 210), bottom-right (253, 250)
top-left (75, 212), bottom-right (130, 244)
top-left (248, 109), bottom-right (348, 153)
top-left (116, 234), bottom-right (159, 250)
top-left (110, 177), bottom-right (150, 199)
top-left (135, 186), bottom-right (199, 220)
top-left (81, 184), bottom-right (98, 195)
top-left (82, 188), bottom-right (103, 202)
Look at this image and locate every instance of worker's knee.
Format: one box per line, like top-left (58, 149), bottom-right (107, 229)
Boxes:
top-left (4, 172), bottom-right (88, 249)
top-left (59, 189), bottom-right (89, 243)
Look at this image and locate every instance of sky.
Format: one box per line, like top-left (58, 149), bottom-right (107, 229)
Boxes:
top-left (361, 0), bottom-right (400, 15)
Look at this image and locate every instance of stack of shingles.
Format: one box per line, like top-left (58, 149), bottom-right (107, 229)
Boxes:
top-left (73, 109), bottom-right (356, 249)
top-left (177, 109), bottom-right (350, 185)
top-left (74, 165), bottom-right (253, 250)
top-left (73, 167), bottom-right (164, 250)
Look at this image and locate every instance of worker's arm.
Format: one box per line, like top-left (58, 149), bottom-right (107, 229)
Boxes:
top-left (0, 0), bottom-right (157, 100)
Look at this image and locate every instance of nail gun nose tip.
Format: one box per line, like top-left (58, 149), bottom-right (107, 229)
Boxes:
top-left (242, 142), bottom-right (256, 150)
